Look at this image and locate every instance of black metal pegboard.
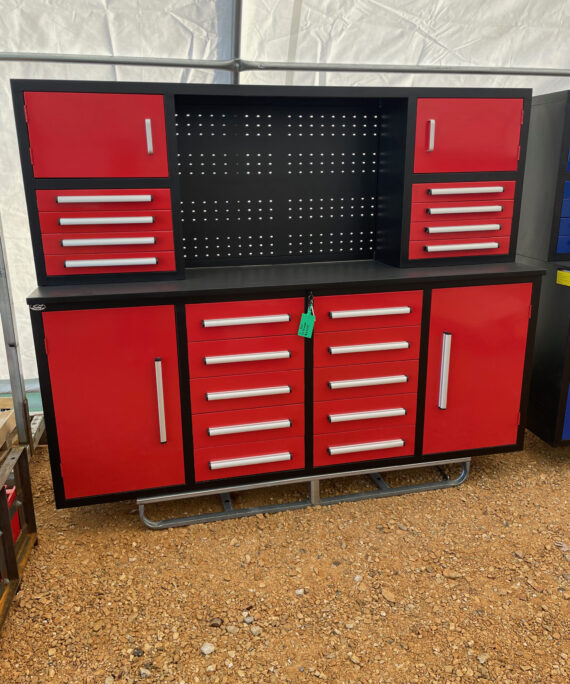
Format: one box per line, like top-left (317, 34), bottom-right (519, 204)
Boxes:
top-left (175, 95), bottom-right (381, 266)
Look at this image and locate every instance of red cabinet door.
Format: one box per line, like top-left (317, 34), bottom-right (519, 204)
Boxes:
top-left (25, 92), bottom-right (169, 178)
top-left (414, 98), bottom-right (523, 173)
top-left (43, 306), bottom-right (184, 499)
top-left (423, 283), bottom-right (532, 455)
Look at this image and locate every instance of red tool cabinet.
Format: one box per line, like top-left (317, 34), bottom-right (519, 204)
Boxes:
top-left (11, 79), bottom-right (544, 508)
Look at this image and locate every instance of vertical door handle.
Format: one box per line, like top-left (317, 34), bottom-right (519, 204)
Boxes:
top-left (154, 358), bottom-right (167, 443)
top-left (427, 119), bottom-right (436, 152)
top-left (145, 119), bottom-right (154, 155)
top-left (438, 333), bottom-right (452, 409)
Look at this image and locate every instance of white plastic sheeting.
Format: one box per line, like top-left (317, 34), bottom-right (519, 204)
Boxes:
top-left (0, 0), bottom-right (569, 379)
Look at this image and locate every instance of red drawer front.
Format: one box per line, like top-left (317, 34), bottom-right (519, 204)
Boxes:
top-left (409, 218), bottom-right (512, 242)
top-left (45, 251), bottom-right (176, 276)
top-left (190, 369), bottom-right (304, 414)
top-left (36, 189), bottom-right (172, 212)
top-left (314, 326), bottom-right (421, 367)
top-left (194, 436), bottom-right (305, 482)
top-left (186, 298), bottom-right (305, 341)
top-left (409, 237), bottom-right (510, 260)
top-left (6, 487), bottom-right (20, 541)
top-left (314, 360), bottom-right (419, 402)
top-left (411, 181), bottom-right (516, 203)
top-left (314, 425), bottom-right (415, 467)
top-left (314, 393), bottom-right (417, 435)
top-left (42, 231), bottom-right (174, 255)
top-left (189, 335), bottom-right (304, 378)
top-left (411, 200), bottom-right (513, 222)
top-left (192, 403), bottom-right (304, 449)
top-left (38, 209), bottom-right (173, 235)
top-left (313, 291), bottom-right (422, 333)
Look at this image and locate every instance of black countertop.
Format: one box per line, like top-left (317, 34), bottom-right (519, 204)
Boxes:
top-left (27, 260), bottom-right (545, 306)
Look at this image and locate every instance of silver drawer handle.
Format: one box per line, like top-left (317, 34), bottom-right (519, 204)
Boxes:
top-left (203, 314), bottom-right (290, 328)
top-left (329, 374), bottom-right (408, 390)
top-left (61, 237), bottom-right (156, 247)
top-left (425, 242), bottom-right (500, 253)
top-left (427, 119), bottom-right (436, 152)
top-left (145, 118), bottom-right (154, 155)
top-left (427, 205), bottom-right (503, 215)
top-left (65, 257), bottom-right (158, 268)
top-left (328, 408), bottom-right (406, 423)
top-left (204, 350), bottom-right (291, 365)
top-left (210, 452), bottom-right (292, 470)
top-left (328, 438), bottom-right (405, 456)
top-left (154, 358), bottom-right (167, 443)
top-left (426, 224), bottom-right (501, 234)
top-left (438, 333), bottom-right (452, 410)
top-left (208, 419), bottom-right (291, 437)
top-left (56, 194), bottom-right (153, 204)
top-left (206, 385), bottom-right (291, 401)
top-left (59, 216), bottom-right (155, 226)
top-left (428, 186), bottom-right (504, 196)
top-left (329, 341), bottom-right (409, 355)
top-left (329, 306), bottom-right (411, 319)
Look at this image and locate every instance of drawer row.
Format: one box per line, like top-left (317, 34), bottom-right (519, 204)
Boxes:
top-left (185, 291), bottom-right (423, 341)
top-left (409, 181), bottom-right (515, 260)
top-left (35, 189), bottom-right (176, 276)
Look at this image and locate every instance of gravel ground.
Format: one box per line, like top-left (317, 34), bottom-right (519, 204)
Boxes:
top-left (0, 431), bottom-right (569, 683)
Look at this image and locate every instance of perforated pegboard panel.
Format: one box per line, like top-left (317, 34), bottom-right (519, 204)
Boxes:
top-left (175, 96), bottom-right (381, 266)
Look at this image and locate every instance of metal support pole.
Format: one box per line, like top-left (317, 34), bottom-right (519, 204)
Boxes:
top-left (231, 0), bottom-right (243, 84)
top-left (310, 479), bottom-right (320, 505)
top-left (0, 216), bottom-right (32, 450)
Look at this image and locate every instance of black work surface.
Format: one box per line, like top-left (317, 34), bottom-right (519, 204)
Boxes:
top-left (27, 260), bottom-right (545, 306)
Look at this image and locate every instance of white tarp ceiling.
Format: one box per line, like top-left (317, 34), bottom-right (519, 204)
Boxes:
top-left (0, 0), bottom-right (569, 379)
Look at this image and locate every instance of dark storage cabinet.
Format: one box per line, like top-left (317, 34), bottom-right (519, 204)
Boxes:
top-left (517, 89), bottom-right (570, 446)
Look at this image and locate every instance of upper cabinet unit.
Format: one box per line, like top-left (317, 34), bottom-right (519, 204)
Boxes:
top-left (413, 98), bottom-right (524, 174)
top-left (24, 92), bottom-right (169, 178)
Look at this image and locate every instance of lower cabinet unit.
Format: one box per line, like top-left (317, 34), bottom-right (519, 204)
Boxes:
top-left (423, 283), bottom-right (532, 454)
top-left (29, 263), bottom-right (542, 508)
top-left (41, 305), bottom-right (185, 500)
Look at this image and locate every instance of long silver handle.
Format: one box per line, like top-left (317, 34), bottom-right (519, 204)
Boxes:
top-left (426, 224), bottom-right (501, 234)
top-left (329, 306), bottom-right (411, 319)
top-left (61, 237), bottom-right (156, 247)
top-left (425, 242), bottom-right (499, 253)
top-left (145, 118), bottom-right (154, 155)
top-left (428, 186), bottom-right (504, 196)
top-left (427, 205), bottom-right (503, 215)
top-left (438, 333), bottom-right (452, 410)
top-left (154, 358), bottom-right (167, 443)
top-left (210, 452), bottom-right (292, 470)
top-left (56, 194), bottom-right (153, 204)
top-left (328, 438), bottom-right (405, 456)
top-left (206, 385), bottom-right (291, 401)
top-left (64, 257), bottom-right (158, 268)
top-left (329, 374), bottom-right (408, 390)
top-left (427, 119), bottom-right (436, 152)
top-left (329, 341), bottom-right (409, 355)
top-left (203, 314), bottom-right (290, 328)
top-left (59, 216), bottom-right (154, 226)
top-left (328, 408), bottom-right (406, 423)
top-left (208, 419), bottom-right (291, 437)
top-left (204, 350), bottom-right (291, 365)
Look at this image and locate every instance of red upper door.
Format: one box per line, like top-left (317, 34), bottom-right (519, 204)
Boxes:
top-left (423, 283), bottom-right (532, 455)
top-left (43, 305), bottom-right (185, 499)
top-left (25, 92), bottom-right (169, 178)
top-left (414, 98), bottom-right (523, 173)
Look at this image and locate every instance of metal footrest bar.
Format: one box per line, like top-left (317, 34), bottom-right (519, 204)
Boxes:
top-left (138, 458), bottom-right (471, 530)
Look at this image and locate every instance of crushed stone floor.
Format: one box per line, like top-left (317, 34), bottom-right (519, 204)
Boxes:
top-left (0, 432), bottom-right (569, 683)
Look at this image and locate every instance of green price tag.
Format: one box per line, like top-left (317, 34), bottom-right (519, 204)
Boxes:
top-left (298, 305), bottom-right (315, 338)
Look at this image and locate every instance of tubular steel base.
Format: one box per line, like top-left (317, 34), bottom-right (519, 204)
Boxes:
top-left (138, 458), bottom-right (471, 530)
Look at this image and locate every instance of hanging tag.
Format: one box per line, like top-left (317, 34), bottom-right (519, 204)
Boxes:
top-left (556, 269), bottom-right (570, 287)
top-left (298, 295), bottom-right (315, 338)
